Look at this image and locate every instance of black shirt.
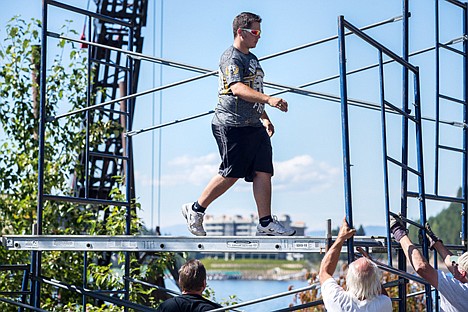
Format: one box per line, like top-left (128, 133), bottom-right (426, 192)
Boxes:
top-left (156, 294), bottom-right (222, 312)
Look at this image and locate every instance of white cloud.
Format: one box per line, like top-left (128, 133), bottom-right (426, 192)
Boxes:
top-left (135, 154), bottom-right (219, 187)
top-left (135, 153), bottom-right (340, 192)
top-left (274, 155), bottom-right (340, 192)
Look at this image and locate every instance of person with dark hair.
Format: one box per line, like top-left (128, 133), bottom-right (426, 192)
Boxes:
top-left (156, 259), bottom-right (221, 312)
top-left (182, 12), bottom-right (295, 237)
top-left (390, 214), bottom-right (468, 311)
top-left (319, 218), bottom-right (392, 311)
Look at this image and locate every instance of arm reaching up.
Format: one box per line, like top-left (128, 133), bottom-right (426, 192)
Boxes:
top-left (319, 218), bottom-right (356, 284)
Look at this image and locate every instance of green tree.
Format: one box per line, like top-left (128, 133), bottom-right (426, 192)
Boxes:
top-left (0, 16), bottom-right (175, 311)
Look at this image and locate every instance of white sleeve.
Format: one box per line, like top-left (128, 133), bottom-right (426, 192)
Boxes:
top-left (437, 270), bottom-right (468, 311)
top-left (321, 278), bottom-right (353, 312)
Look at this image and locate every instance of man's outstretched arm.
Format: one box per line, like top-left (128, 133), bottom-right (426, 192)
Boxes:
top-left (319, 218), bottom-right (356, 284)
top-left (425, 223), bottom-right (457, 275)
top-left (391, 216), bottom-right (439, 288)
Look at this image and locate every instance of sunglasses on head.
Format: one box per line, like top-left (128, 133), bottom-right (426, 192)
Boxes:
top-left (240, 28), bottom-right (261, 36)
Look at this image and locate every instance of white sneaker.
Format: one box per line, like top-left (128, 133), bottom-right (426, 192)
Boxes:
top-left (182, 203), bottom-right (206, 236)
top-left (256, 216), bottom-right (296, 236)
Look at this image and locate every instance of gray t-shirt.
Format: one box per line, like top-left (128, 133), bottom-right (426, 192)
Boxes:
top-left (212, 46), bottom-right (265, 127)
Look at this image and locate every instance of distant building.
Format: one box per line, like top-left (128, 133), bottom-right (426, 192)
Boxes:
top-left (204, 214), bottom-right (306, 236)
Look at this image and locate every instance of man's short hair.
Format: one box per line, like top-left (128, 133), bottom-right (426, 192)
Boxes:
top-left (232, 12), bottom-right (262, 38)
top-left (178, 259), bottom-right (206, 292)
top-left (346, 258), bottom-right (382, 300)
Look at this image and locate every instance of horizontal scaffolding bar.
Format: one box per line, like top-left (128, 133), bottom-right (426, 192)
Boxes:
top-left (438, 144), bottom-right (465, 153)
top-left (40, 277), bottom-right (154, 312)
top-left (91, 58), bottom-right (131, 72)
top-left (387, 156), bottom-right (422, 176)
top-left (0, 297), bottom-right (46, 312)
top-left (439, 93), bottom-right (466, 105)
top-left (408, 191), bottom-right (467, 204)
top-left (0, 291), bottom-right (30, 296)
top-left (383, 100), bottom-right (416, 122)
top-left (445, 0), bottom-right (467, 10)
top-left (439, 42), bottom-right (465, 56)
top-left (0, 264), bottom-right (29, 271)
top-left (356, 247), bottom-right (429, 285)
top-left (96, 107), bottom-right (129, 116)
top-left (260, 14), bottom-right (403, 61)
top-left (1, 235), bottom-right (386, 253)
top-left (89, 151), bottom-right (129, 161)
top-left (48, 0), bottom-right (132, 27)
top-left (43, 194), bottom-right (128, 207)
top-left (342, 17), bottom-right (419, 73)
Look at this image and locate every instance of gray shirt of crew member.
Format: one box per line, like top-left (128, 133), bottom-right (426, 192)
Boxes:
top-left (212, 45), bottom-right (265, 127)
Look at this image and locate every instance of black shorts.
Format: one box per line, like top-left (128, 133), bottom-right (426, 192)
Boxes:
top-left (212, 124), bottom-right (273, 182)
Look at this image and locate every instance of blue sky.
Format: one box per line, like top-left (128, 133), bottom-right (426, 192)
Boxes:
top-left (1, 1), bottom-right (465, 235)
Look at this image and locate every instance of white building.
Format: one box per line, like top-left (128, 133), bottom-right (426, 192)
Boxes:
top-left (204, 214), bottom-right (306, 236)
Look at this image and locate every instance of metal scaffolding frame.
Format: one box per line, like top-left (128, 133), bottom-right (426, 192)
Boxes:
top-left (338, 1), bottom-right (468, 311)
top-left (1, 0), bottom-right (468, 311)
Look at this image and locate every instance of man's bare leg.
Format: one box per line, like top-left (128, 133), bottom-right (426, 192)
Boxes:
top-left (252, 171), bottom-right (272, 218)
top-left (198, 174), bottom-right (238, 208)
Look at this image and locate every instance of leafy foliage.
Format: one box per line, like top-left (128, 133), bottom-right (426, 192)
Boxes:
top-left (0, 16), bottom-right (175, 311)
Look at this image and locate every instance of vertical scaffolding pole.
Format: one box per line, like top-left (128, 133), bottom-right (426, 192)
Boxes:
top-left (378, 51), bottom-right (393, 267)
top-left (435, 0), bottom-right (441, 197)
top-left (338, 15), bottom-right (355, 263)
top-left (31, 0), bottom-right (49, 308)
top-left (462, 1), bottom-right (468, 250)
top-left (413, 71), bottom-right (433, 311)
top-left (399, 1), bottom-right (410, 310)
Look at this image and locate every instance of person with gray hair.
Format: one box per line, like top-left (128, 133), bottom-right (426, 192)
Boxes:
top-left (390, 214), bottom-right (468, 311)
top-left (319, 218), bottom-right (392, 311)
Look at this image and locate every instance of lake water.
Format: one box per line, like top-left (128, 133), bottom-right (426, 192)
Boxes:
top-left (165, 279), bottom-right (311, 311)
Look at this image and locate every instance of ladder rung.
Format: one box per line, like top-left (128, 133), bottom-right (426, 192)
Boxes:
top-left (438, 144), bottom-right (465, 153)
top-left (91, 58), bottom-right (130, 71)
top-left (439, 94), bottom-right (465, 105)
top-left (387, 156), bottom-right (422, 176)
top-left (0, 264), bottom-right (29, 271)
top-left (89, 151), bottom-right (128, 161)
top-left (407, 191), bottom-right (467, 204)
top-left (95, 107), bottom-right (130, 116)
top-left (439, 42), bottom-right (466, 56)
top-left (384, 100), bottom-right (416, 122)
top-left (0, 291), bottom-right (30, 295)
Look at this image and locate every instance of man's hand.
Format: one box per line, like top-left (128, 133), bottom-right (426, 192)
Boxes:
top-left (319, 217), bottom-right (355, 285)
top-left (262, 119), bottom-right (275, 137)
top-left (425, 222), bottom-right (442, 250)
top-left (390, 214), bottom-right (408, 242)
top-left (337, 218), bottom-right (356, 240)
top-left (267, 97), bottom-right (288, 112)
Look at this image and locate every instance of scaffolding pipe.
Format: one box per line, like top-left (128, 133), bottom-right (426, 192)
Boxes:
top-left (378, 51), bottom-right (393, 266)
top-left (40, 277), bottom-right (156, 312)
top-left (398, 1), bottom-right (410, 309)
top-left (338, 15), bottom-right (355, 264)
